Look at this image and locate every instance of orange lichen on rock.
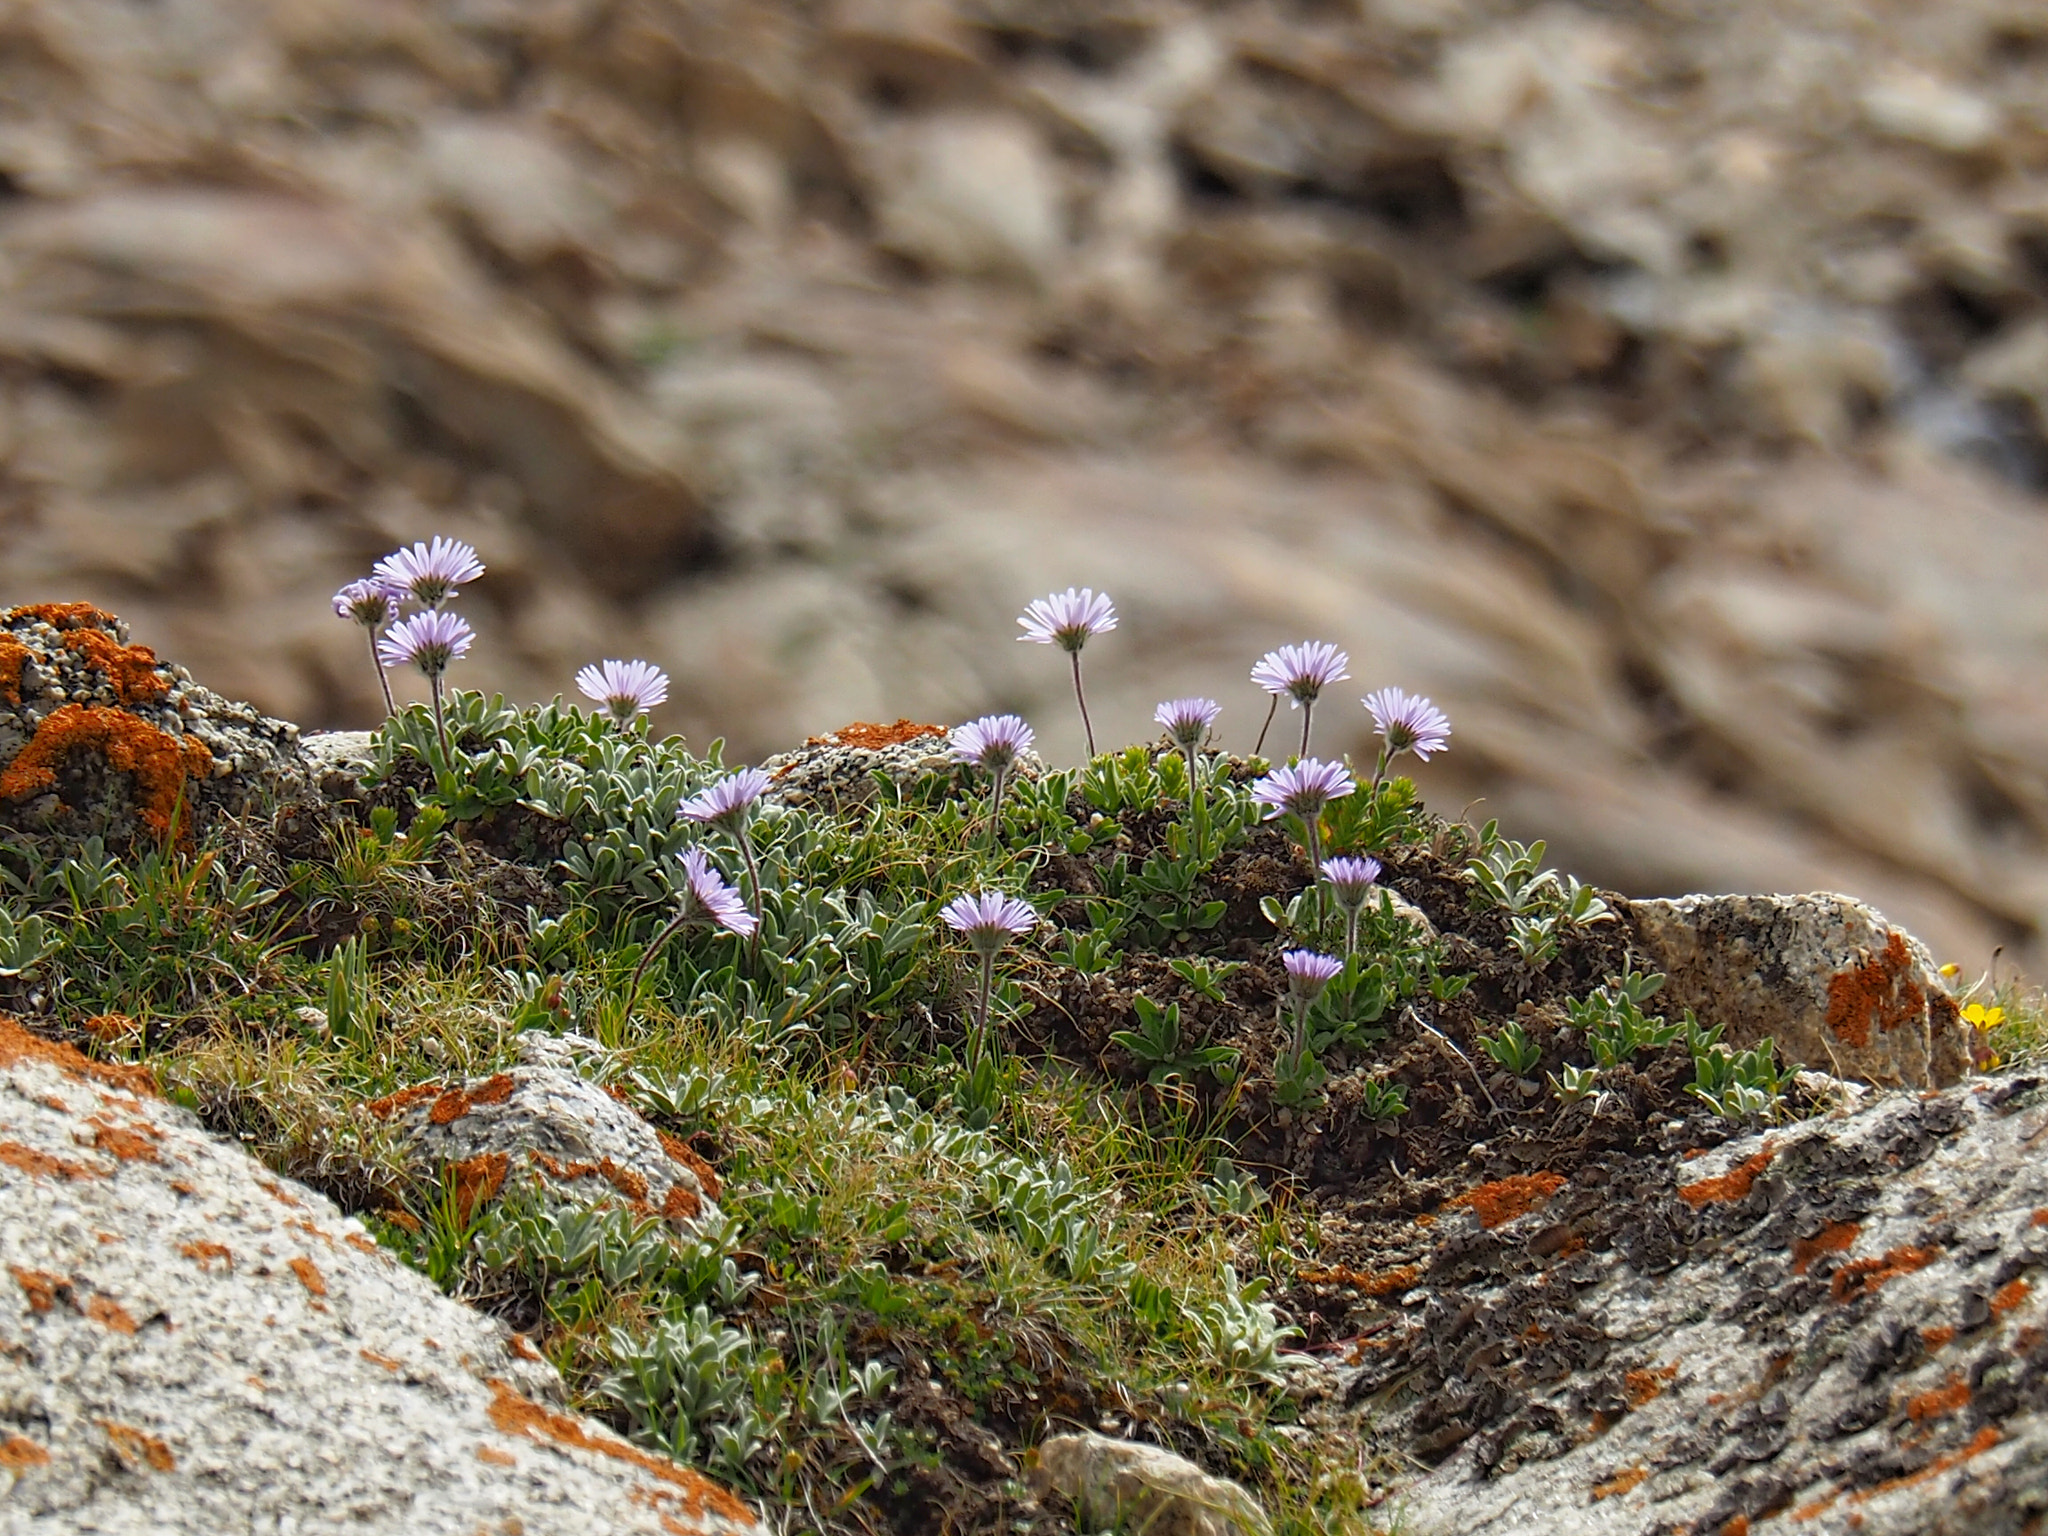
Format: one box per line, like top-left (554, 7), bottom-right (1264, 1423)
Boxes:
top-left (1922, 1325), bottom-right (1956, 1351)
top-left (180, 1240), bottom-right (233, 1272)
top-left (11, 1267), bottom-right (64, 1314)
top-left (1449, 1172), bottom-right (1566, 1229)
top-left (477, 1444), bottom-right (517, 1467)
top-left (1906, 1374), bottom-right (1970, 1422)
top-left (1592, 1465), bottom-right (1649, 1500)
top-left (60, 629), bottom-right (169, 703)
top-left (0, 1433), bottom-right (49, 1469)
top-left (450, 1152), bottom-right (510, 1219)
top-left (0, 637), bottom-right (28, 705)
top-left (359, 1349), bottom-right (401, 1372)
top-left (0, 705), bottom-right (210, 839)
top-left (1825, 929), bottom-right (1924, 1049)
top-left (1722, 1518), bottom-right (1751, 1536)
top-left (1625, 1363), bottom-right (1679, 1408)
top-left (662, 1184), bottom-right (702, 1221)
top-left (1830, 1245), bottom-right (1937, 1303)
top-left (1851, 1426), bottom-right (2000, 1502)
top-left (657, 1131), bottom-right (722, 1199)
top-left (363, 1083), bottom-right (442, 1118)
top-left (287, 1257), bottom-right (327, 1298)
top-left (1679, 1143), bottom-right (1777, 1207)
top-left (1792, 1222), bottom-right (1862, 1275)
top-left (88, 1116), bottom-right (161, 1162)
top-left (100, 1420), bottom-right (175, 1472)
top-left (82, 1013), bottom-right (137, 1042)
top-left (1299, 1263), bottom-right (1423, 1296)
top-left (0, 1140), bottom-right (98, 1181)
top-left (83, 1294), bottom-right (137, 1334)
top-left (485, 1379), bottom-right (756, 1522)
top-left (1992, 1278), bottom-right (2032, 1316)
top-left (8, 603), bottom-right (119, 632)
top-left (0, 1014), bottom-right (157, 1096)
top-left (532, 1151), bottom-right (654, 1210)
top-left (426, 1073), bottom-right (516, 1125)
top-left (804, 719), bottom-right (947, 750)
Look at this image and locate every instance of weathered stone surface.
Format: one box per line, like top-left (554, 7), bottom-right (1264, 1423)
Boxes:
top-left (1033, 1430), bottom-right (1270, 1536)
top-left (1623, 893), bottom-right (1970, 1089)
top-left (0, 1016), bottom-right (764, 1534)
top-left (0, 604), bottom-right (302, 855)
top-left (367, 1033), bottom-right (722, 1232)
top-left (1323, 1077), bottom-right (2048, 1536)
top-left (761, 721), bottom-right (1041, 813)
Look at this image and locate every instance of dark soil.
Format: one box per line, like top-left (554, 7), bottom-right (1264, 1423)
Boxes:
top-left (1011, 801), bottom-right (1829, 1406)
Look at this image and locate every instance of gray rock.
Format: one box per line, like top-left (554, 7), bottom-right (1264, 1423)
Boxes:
top-left (1623, 892), bottom-right (1970, 1088)
top-left (0, 605), bottom-right (304, 854)
top-left (0, 1016), bottom-right (763, 1534)
top-left (760, 723), bottom-right (1040, 813)
top-left (1033, 1431), bottom-right (1270, 1536)
top-left (368, 1040), bottom-right (722, 1232)
top-left (1321, 1075), bottom-right (2048, 1536)
top-left (300, 728), bottom-right (378, 798)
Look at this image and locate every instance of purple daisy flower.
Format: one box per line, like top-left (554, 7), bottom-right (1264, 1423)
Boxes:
top-left (952, 715), bottom-right (1033, 846)
top-left (334, 578), bottom-right (400, 717)
top-left (677, 847), bottom-right (758, 937)
top-left (1252, 642), bottom-right (1350, 706)
top-left (333, 578), bottom-right (398, 628)
top-left (680, 767), bottom-right (771, 832)
top-left (378, 609), bottom-right (474, 677)
top-left (1283, 948), bottom-right (1344, 1004)
top-left (941, 890), bottom-right (1037, 1036)
top-left (1322, 855), bottom-right (1382, 906)
top-left (1019, 588), bottom-right (1115, 757)
top-left (1252, 757), bottom-right (1355, 871)
top-left (373, 536), bottom-right (485, 609)
top-left (1363, 688), bottom-right (1452, 786)
top-left (1017, 588), bottom-right (1117, 652)
top-left (1251, 759), bottom-right (1356, 823)
top-left (1322, 854), bottom-right (1383, 956)
top-left (577, 659), bottom-right (669, 726)
top-left (940, 890), bottom-right (1038, 954)
top-left (625, 846), bottom-right (758, 1004)
top-left (1250, 641), bottom-right (1350, 757)
top-left (1154, 697), bottom-right (1221, 753)
top-left (377, 608), bottom-right (474, 759)
top-left (952, 715), bottom-right (1034, 773)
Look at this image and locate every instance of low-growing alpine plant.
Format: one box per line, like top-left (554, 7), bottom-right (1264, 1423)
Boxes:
top-left (35, 532), bottom-right (1887, 1536)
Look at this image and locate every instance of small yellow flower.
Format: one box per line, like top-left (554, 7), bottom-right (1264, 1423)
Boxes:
top-left (1938, 962), bottom-right (1960, 979)
top-left (1962, 1002), bottom-right (2005, 1030)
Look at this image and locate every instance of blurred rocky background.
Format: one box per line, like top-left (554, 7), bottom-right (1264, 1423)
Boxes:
top-left (1, 0), bottom-right (2046, 969)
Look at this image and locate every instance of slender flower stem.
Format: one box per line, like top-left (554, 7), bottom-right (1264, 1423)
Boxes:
top-left (985, 765), bottom-right (1010, 850)
top-left (735, 829), bottom-right (764, 965)
top-left (367, 629), bottom-right (396, 717)
top-left (1070, 650), bottom-right (1097, 759)
top-left (975, 949), bottom-right (996, 1038)
top-left (1344, 909), bottom-right (1360, 959)
top-left (429, 674), bottom-right (451, 762)
top-left (1253, 695), bottom-right (1279, 758)
top-left (628, 910), bottom-right (691, 1001)
top-left (1369, 742), bottom-right (1393, 794)
top-left (1298, 700), bottom-right (1315, 760)
top-left (1181, 745), bottom-right (1210, 862)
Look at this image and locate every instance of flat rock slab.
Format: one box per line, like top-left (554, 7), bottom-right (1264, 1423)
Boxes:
top-left (1624, 892), bottom-right (1971, 1088)
top-left (0, 1017), bottom-right (763, 1535)
top-left (1349, 1075), bottom-right (2048, 1536)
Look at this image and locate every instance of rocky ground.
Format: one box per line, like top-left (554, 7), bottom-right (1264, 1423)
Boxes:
top-left (1, 612), bottom-right (2042, 1532)
top-left (2, 0), bottom-right (2048, 976)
